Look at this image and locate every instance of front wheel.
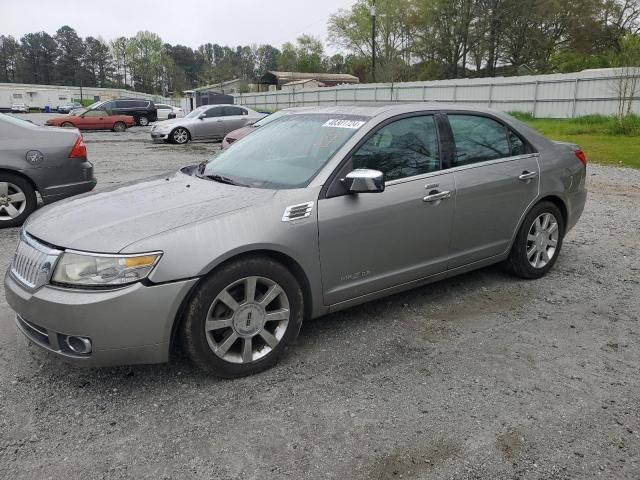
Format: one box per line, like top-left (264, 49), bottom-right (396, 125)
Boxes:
top-left (137, 116), bottom-right (149, 126)
top-left (60, 122), bottom-right (74, 128)
top-left (181, 256), bottom-right (304, 378)
top-left (112, 121), bottom-right (127, 132)
top-left (0, 173), bottom-right (37, 228)
top-left (505, 201), bottom-right (565, 279)
top-left (171, 127), bottom-right (190, 144)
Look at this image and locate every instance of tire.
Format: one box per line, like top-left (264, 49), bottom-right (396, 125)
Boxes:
top-left (0, 173), bottom-right (37, 228)
top-left (181, 256), bottom-right (304, 378)
top-left (505, 201), bottom-right (565, 279)
top-left (170, 127), bottom-right (190, 144)
top-left (137, 116), bottom-right (149, 126)
top-left (60, 122), bottom-right (74, 128)
top-left (112, 121), bottom-right (127, 132)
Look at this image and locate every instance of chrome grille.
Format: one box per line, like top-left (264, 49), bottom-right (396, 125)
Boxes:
top-left (10, 233), bottom-right (62, 290)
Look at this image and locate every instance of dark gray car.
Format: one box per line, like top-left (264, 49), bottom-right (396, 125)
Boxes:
top-left (0, 114), bottom-right (96, 227)
top-left (4, 104), bottom-right (587, 377)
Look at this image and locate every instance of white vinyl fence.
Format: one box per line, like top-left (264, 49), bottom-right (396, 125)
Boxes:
top-left (234, 68), bottom-right (640, 118)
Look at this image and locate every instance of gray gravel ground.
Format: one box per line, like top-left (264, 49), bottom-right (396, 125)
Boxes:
top-left (0, 114), bottom-right (639, 479)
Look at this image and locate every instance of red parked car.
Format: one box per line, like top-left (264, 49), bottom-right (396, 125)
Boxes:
top-left (45, 108), bottom-right (135, 132)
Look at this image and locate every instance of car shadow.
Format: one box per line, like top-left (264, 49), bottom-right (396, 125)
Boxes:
top-left (11, 262), bottom-right (526, 397)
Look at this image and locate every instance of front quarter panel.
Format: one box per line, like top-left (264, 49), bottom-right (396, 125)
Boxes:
top-left (122, 186), bottom-right (325, 316)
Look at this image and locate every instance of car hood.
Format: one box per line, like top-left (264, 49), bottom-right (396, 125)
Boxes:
top-left (25, 169), bottom-right (277, 253)
top-left (152, 117), bottom-right (190, 129)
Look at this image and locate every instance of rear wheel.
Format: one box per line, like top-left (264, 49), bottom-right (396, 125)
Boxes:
top-left (505, 201), bottom-right (565, 279)
top-left (0, 173), bottom-right (37, 228)
top-left (171, 127), bottom-right (190, 144)
top-left (61, 122), bottom-right (74, 128)
top-left (181, 256), bottom-right (304, 378)
top-left (138, 115), bottom-right (149, 126)
top-left (112, 121), bottom-right (127, 132)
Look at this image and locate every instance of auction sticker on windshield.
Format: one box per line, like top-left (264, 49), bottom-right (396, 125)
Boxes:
top-left (322, 119), bottom-right (366, 129)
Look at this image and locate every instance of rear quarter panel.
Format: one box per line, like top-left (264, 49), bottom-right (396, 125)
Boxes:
top-left (538, 143), bottom-right (587, 232)
top-left (0, 123), bottom-right (85, 192)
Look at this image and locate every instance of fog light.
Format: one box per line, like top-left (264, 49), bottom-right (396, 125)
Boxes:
top-left (65, 335), bottom-right (92, 354)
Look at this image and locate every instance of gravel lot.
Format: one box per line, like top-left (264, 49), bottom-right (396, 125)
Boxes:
top-left (0, 114), bottom-right (639, 479)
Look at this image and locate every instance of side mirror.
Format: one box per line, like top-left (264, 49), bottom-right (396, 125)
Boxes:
top-left (198, 113), bottom-right (206, 119)
top-left (341, 169), bottom-right (385, 194)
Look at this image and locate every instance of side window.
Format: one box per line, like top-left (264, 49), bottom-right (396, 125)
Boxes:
top-left (223, 106), bottom-right (245, 116)
top-left (115, 101), bottom-right (131, 109)
top-left (205, 107), bottom-right (222, 118)
top-left (84, 109), bottom-right (107, 117)
top-left (351, 115), bottom-right (440, 182)
top-left (135, 100), bottom-right (148, 108)
top-left (102, 101), bottom-right (116, 111)
top-left (448, 115), bottom-right (510, 166)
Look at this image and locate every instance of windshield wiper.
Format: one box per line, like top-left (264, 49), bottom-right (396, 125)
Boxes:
top-left (206, 174), bottom-right (249, 187)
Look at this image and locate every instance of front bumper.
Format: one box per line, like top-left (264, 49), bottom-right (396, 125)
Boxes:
top-left (5, 272), bottom-right (198, 367)
top-left (151, 132), bottom-right (170, 142)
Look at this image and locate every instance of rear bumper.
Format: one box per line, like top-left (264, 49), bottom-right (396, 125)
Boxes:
top-left (5, 272), bottom-right (198, 367)
top-left (36, 160), bottom-right (97, 204)
top-left (41, 178), bottom-right (97, 204)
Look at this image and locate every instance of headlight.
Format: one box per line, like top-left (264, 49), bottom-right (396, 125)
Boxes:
top-left (52, 251), bottom-right (162, 288)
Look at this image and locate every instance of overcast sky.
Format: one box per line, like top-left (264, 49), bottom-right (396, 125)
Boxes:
top-left (2, 0), bottom-right (357, 51)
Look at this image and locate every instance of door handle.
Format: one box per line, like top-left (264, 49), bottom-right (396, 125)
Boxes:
top-left (423, 190), bottom-right (451, 203)
top-left (518, 171), bottom-right (538, 181)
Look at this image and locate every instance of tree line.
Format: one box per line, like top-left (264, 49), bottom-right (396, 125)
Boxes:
top-left (0, 0), bottom-right (639, 96)
top-left (0, 26), bottom-right (357, 95)
top-left (330, 0), bottom-right (640, 81)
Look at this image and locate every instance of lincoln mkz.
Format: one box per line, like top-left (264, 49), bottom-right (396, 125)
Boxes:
top-left (5, 104), bottom-right (587, 377)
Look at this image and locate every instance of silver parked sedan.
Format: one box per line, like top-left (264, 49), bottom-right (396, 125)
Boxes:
top-left (5, 104), bottom-right (587, 377)
top-left (150, 104), bottom-right (265, 144)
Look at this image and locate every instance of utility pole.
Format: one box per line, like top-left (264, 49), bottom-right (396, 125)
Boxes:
top-left (370, 0), bottom-right (376, 83)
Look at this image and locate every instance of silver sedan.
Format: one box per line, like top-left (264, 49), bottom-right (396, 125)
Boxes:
top-left (150, 104), bottom-right (265, 144)
top-left (5, 104), bottom-right (587, 377)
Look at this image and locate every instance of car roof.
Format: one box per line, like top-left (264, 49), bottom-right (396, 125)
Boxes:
top-left (283, 103), bottom-right (521, 118)
top-left (285, 103), bottom-right (554, 151)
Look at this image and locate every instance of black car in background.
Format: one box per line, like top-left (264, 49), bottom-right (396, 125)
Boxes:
top-left (99, 99), bottom-right (158, 126)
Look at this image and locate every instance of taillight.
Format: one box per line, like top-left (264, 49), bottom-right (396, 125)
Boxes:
top-left (574, 149), bottom-right (587, 167)
top-left (69, 136), bottom-right (87, 159)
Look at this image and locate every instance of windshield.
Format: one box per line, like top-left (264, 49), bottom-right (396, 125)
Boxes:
top-left (185, 106), bottom-right (209, 119)
top-left (86, 101), bottom-right (104, 110)
top-left (202, 113), bottom-right (368, 189)
top-left (252, 110), bottom-right (290, 127)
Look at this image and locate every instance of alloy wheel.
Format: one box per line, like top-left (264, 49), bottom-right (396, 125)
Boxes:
top-left (526, 212), bottom-right (559, 269)
top-left (0, 182), bottom-right (27, 221)
top-left (205, 276), bottom-right (290, 364)
top-left (138, 116), bottom-right (149, 126)
top-left (173, 128), bottom-right (188, 144)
